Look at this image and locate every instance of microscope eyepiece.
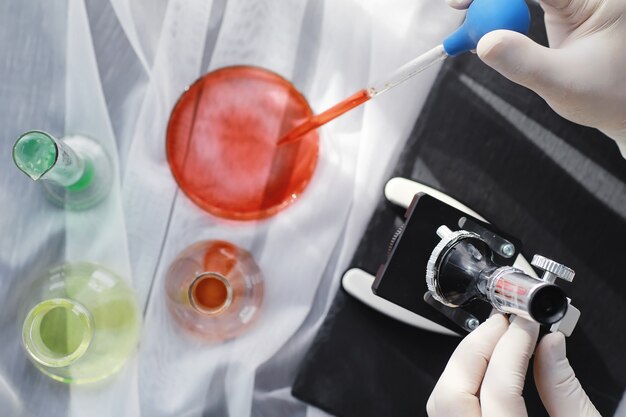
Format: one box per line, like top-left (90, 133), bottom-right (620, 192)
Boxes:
top-left (528, 284), bottom-right (568, 325)
top-left (426, 226), bottom-right (569, 327)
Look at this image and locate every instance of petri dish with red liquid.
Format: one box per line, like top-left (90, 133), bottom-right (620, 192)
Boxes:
top-left (166, 66), bottom-right (319, 220)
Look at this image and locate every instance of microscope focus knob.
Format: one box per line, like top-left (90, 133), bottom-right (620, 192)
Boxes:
top-left (387, 225), bottom-right (405, 256)
top-left (531, 255), bottom-right (575, 284)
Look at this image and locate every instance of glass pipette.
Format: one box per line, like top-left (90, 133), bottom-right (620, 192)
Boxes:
top-left (279, 45), bottom-right (448, 145)
top-left (278, 0), bottom-right (531, 146)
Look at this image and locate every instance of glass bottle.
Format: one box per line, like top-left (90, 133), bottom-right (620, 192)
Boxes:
top-left (19, 262), bottom-right (141, 384)
top-left (165, 240), bottom-right (264, 342)
top-left (12, 130), bottom-right (112, 209)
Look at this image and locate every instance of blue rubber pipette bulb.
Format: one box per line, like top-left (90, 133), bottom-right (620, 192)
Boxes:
top-left (443, 0), bottom-right (531, 57)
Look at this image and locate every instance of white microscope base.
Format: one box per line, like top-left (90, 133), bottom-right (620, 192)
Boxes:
top-left (342, 268), bottom-right (458, 337)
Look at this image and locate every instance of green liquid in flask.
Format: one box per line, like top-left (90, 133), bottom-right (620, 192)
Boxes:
top-left (21, 262), bottom-right (140, 384)
top-left (12, 131), bottom-right (58, 180)
top-left (12, 130), bottom-right (113, 209)
top-left (39, 306), bottom-right (86, 355)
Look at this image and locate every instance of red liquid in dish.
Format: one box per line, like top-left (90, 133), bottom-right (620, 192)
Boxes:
top-left (167, 66), bottom-right (319, 220)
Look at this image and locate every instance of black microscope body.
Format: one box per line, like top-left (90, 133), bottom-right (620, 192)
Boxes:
top-left (373, 192), bottom-right (576, 335)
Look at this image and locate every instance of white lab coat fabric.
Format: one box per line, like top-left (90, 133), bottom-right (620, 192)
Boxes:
top-left (0, 1), bottom-right (501, 416)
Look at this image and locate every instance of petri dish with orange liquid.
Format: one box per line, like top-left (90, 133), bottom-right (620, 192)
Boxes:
top-left (166, 66), bottom-right (319, 220)
top-left (164, 240), bottom-right (264, 342)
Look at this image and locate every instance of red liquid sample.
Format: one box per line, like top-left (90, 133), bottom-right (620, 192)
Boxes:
top-left (203, 240), bottom-right (237, 275)
top-left (165, 240), bottom-right (264, 341)
top-left (278, 89), bottom-right (372, 145)
top-left (192, 275), bottom-right (228, 311)
top-left (167, 66), bottom-right (319, 220)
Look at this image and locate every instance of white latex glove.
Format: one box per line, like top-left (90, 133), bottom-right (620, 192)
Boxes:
top-left (426, 314), bottom-right (601, 416)
top-left (427, 314), bottom-right (539, 417)
top-left (448, 0), bottom-right (626, 157)
top-left (534, 332), bottom-right (602, 417)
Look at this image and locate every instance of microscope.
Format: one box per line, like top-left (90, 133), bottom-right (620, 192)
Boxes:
top-left (342, 178), bottom-right (580, 336)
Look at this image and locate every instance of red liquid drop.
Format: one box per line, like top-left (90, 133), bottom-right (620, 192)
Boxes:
top-left (167, 66), bottom-right (319, 220)
top-left (278, 89), bottom-right (371, 145)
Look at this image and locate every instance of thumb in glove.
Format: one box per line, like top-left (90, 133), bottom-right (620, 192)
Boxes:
top-left (476, 29), bottom-right (626, 156)
top-left (534, 332), bottom-right (602, 417)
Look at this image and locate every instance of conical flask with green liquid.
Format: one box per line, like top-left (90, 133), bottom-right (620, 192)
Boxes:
top-left (12, 130), bottom-right (112, 209)
top-left (20, 262), bottom-right (140, 383)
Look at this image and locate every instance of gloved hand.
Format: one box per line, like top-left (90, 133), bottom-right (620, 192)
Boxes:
top-left (534, 331), bottom-right (602, 417)
top-left (426, 314), bottom-right (601, 417)
top-left (447, 0), bottom-right (626, 157)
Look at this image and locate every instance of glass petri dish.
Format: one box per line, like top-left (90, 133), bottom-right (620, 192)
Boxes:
top-left (166, 66), bottom-right (319, 220)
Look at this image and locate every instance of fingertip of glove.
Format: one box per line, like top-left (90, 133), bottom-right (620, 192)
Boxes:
top-left (476, 31), bottom-right (506, 61)
top-left (510, 315), bottom-right (539, 330)
top-left (485, 313), bottom-right (508, 328)
top-left (536, 332), bottom-right (566, 361)
top-left (467, 314), bottom-right (507, 340)
top-left (477, 30), bottom-right (529, 61)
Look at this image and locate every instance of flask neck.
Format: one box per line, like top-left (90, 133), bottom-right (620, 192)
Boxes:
top-left (188, 272), bottom-right (233, 315)
top-left (22, 298), bottom-right (94, 368)
top-left (13, 131), bottom-right (91, 189)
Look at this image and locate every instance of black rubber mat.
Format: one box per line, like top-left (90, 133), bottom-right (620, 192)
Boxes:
top-left (293, 3), bottom-right (626, 416)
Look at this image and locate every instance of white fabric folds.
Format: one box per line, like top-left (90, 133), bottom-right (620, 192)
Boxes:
top-left (0, 1), bottom-right (470, 416)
